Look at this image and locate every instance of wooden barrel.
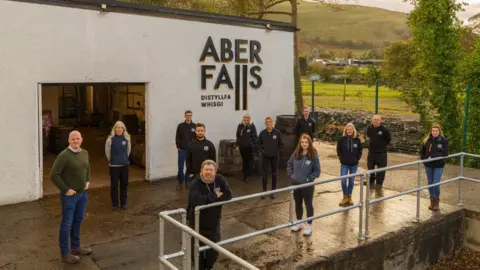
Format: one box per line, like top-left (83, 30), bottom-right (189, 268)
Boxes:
top-left (131, 143), bottom-right (145, 168)
top-left (275, 115), bottom-right (298, 135)
top-left (275, 115), bottom-right (299, 168)
top-left (218, 139), bottom-right (242, 176)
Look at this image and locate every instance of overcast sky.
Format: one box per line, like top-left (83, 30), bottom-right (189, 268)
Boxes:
top-left (330, 0), bottom-right (480, 22)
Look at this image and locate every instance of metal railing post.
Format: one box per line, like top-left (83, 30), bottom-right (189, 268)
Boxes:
top-left (159, 215), bottom-right (165, 270)
top-left (458, 154), bottom-right (464, 207)
top-left (181, 212), bottom-right (187, 270)
top-left (288, 190), bottom-right (294, 223)
top-left (364, 172), bottom-right (370, 239)
top-left (185, 232), bottom-right (192, 270)
top-left (194, 209), bottom-right (200, 270)
top-left (357, 174), bottom-right (364, 240)
top-left (416, 162), bottom-right (421, 223)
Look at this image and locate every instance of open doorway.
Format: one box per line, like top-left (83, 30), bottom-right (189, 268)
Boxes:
top-left (40, 83), bottom-right (147, 195)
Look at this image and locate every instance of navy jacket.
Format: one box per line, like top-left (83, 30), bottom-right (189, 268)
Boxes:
top-left (420, 135), bottom-right (449, 168)
top-left (105, 135), bottom-right (130, 166)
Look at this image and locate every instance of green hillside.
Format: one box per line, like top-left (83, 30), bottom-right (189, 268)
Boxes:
top-left (266, 2), bottom-right (411, 54)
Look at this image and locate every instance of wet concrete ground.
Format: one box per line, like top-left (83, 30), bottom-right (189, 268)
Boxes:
top-left (1, 142), bottom-right (479, 269)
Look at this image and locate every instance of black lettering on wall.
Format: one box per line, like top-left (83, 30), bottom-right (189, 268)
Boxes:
top-left (220, 38), bottom-right (233, 62)
top-left (235, 65), bottom-right (240, 111)
top-left (242, 65), bottom-right (248, 110)
top-left (199, 36), bottom-right (220, 62)
top-left (234, 39), bottom-right (248, 63)
top-left (201, 65), bottom-right (216, 89)
top-left (249, 66), bottom-right (262, 89)
top-left (214, 64), bottom-right (234, 89)
top-left (249, 41), bottom-right (263, 64)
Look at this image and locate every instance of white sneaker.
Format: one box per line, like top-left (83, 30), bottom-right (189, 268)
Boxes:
top-left (291, 223), bottom-right (304, 232)
top-left (303, 224), bottom-right (312, 236)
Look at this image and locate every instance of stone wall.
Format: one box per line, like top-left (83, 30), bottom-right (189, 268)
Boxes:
top-left (315, 109), bottom-right (425, 154)
top-left (300, 209), bottom-right (465, 270)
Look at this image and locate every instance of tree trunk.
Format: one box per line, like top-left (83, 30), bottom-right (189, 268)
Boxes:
top-left (291, 0), bottom-right (304, 115)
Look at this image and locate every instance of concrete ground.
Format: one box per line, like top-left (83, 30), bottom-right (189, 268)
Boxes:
top-left (1, 142), bottom-right (479, 269)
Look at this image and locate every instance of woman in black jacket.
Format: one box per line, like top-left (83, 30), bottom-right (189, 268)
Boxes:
top-left (235, 113), bottom-right (257, 182)
top-left (337, 123), bottom-right (362, 207)
top-left (419, 124), bottom-right (448, 211)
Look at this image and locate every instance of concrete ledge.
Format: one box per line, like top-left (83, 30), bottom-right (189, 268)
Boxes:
top-left (465, 209), bottom-right (480, 252)
top-left (299, 209), bottom-right (465, 270)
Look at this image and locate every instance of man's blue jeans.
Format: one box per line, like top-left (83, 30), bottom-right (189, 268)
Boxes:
top-left (425, 166), bottom-right (443, 199)
top-left (59, 191), bottom-right (88, 257)
top-left (341, 164), bottom-right (358, 195)
top-left (178, 149), bottom-right (190, 184)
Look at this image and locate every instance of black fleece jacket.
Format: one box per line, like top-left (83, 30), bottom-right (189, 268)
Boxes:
top-left (186, 138), bottom-right (216, 175)
top-left (175, 121), bottom-right (196, 150)
top-left (420, 135), bottom-right (449, 168)
top-left (337, 136), bottom-right (363, 165)
top-left (258, 128), bottom-right (283, 157)
top-left (187, 174), bottom-right (232, 230)
top-left (236, 123), bottom-right (258, 149)
top-left (366, 125), bottom-right (391, 153)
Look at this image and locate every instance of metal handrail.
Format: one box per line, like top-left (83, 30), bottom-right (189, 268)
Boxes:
top-left (159, 151), bottom-right (480, 269)
top-left (159, 211), bottom-right (259, 270)
top-left (363, 152), bottom-right (474, 239)
top-left (191, 172), bottom-right (366, 270)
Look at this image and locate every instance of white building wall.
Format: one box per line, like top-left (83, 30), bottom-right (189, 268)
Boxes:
top-left (0, 0), bottom-right (294, 206)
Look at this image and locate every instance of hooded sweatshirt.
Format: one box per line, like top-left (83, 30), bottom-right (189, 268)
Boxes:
top-left (337, 135), bottom-right (363, 165)
top-left (286, 151), bottom-right (321, 185)
top-left (187, 174), bottom-right (232, 230)
top-left (186, 137), bottom-right (216, 175)
top-left (420, 135), bottom-right (449, 168)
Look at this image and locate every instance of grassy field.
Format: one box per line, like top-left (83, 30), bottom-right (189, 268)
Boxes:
top-left (301, 81), bottom-right (415, 116)
top-left (267, 1), bottom-right (411, 53)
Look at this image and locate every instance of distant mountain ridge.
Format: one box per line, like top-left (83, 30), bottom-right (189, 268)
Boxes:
top-left (266, 2), bottom-right (412, 55)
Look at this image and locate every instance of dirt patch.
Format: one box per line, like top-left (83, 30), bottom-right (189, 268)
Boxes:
top-left (428, 248), bottom-right (480, 270)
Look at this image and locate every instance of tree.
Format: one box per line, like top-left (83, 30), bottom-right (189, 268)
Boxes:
top-left (408, 0), bottom-right (463, 151)
top-left (458, 41), bottom-right (480, 167)
top-left (382, 40), bottom-right (431, 127)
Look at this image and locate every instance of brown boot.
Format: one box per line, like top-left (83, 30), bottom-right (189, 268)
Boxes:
top-left (432, 199), bottom-right (440, 211)
top-left (347, 195), bottom-right (354, 206)
top-left (61, 254), bottom-right (80, 264)
top-left (428, 197), bottom-right (434, 210)
top-left (71, 247), bottom-right (92, 255)
top-left (339, 196), bottom-right (348, 207)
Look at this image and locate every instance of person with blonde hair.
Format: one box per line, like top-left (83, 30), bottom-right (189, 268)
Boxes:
top-left (287, 134), bottom-right (321, 236)
top-left (235, 113), bottom-right (258, 182)
top-left (258, 116), bottom-right (283, 199)
top-left (105, 121), bottom-right (131, 210)
top-left (337, 123), bottom-right (363, 207)
top-left (419, 124), bottom-right (448, 211)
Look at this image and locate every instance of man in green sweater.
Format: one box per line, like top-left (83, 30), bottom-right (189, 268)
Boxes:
top-left (50, 130), bottom-right (92, 264)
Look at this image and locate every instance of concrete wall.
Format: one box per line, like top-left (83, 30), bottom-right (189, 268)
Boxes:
top-left (465, 209), bottom-right (480, 252)
top-left (0, 1), bottom-right (294, 205)
top-left (301, 209), bottom-right (465, 270)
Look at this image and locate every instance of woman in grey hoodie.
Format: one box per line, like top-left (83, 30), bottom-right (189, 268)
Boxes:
top-left (287, 134), bottom-right (321, 236)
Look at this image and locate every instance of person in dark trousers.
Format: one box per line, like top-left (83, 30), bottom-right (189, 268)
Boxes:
top-left (50, 131), bottom-right (92, 264)
top-left (187, 123), bottom-right (216, 180)
top-left (175, 110), bottom-right (196, 190)
top-left (419, 124), bottom-right (448, 211)
top-left (366, 115), bottom-right (391, 187)
top-left (258, 116), bottom-right (283, 199)
top-left (235, 113), bottom-right (258, 182)
top-left (337, 123), bottom-right (363, 207)
top-left (287, 134), bottom-right (321, 236)
top-left (295, 107), bottom-right (316, 142)
top-left (187, 160), bottom-right (232, 270)
top-left (105, 121), bottom-right (131, 211)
